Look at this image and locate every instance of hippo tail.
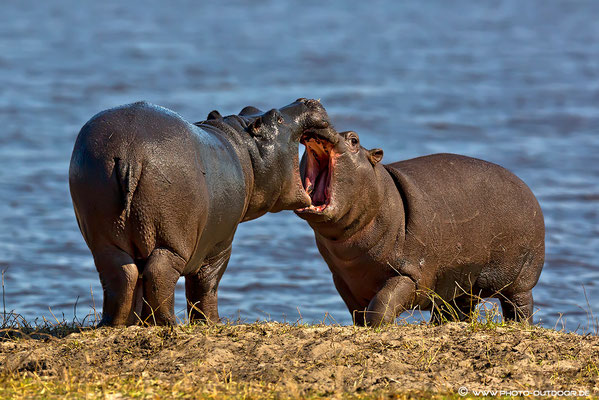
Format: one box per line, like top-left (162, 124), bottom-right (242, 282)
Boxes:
top-left (114, 157), bottom-right (141, 220)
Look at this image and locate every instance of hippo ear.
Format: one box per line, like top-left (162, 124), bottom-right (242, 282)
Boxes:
top-left (206, 110), bottom-right (222, 120)
top-left (367, 148), bottom-right (384, 165)
top-left (240, 106), bottom-right (263, 116)
top-left (248, 117), bottom-right (263, 135)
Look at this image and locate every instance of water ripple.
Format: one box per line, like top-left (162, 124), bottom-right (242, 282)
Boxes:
top-left (0, 0), bottom-right (597, 329)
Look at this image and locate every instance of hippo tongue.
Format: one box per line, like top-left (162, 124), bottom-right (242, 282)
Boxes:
top-left (312, 168), bottom-right (328, 205)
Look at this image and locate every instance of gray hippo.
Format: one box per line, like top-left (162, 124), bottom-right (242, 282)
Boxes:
top-left (295, 129), bottom-right (544, 326)
top-left (69, 99), bottom-right (330, 326)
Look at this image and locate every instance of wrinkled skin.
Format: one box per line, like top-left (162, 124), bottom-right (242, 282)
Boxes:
top-left (296, 129), bottom-right (545, 326)
top-left (69, 99), bottom-right (329, 326)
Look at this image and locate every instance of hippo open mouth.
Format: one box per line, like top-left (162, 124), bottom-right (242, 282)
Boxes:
top-left (297, 130), bottom-right (335, 213)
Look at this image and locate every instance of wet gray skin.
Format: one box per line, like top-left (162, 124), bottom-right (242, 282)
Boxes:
top-left (69, 98), bottom-right (330, 326)
top-left (296, 128), bottom-right (544, 326)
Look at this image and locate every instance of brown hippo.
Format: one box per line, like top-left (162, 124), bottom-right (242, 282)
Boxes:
top-left (295, 128), bottom-right (545, 326)
top-left (69, 99), bottom-right (330, 326)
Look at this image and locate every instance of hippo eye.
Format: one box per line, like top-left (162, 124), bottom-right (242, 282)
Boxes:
top-left (344, 131), bottom-right (360, 150)
top-left (277, 116), bottom-right (284, 124)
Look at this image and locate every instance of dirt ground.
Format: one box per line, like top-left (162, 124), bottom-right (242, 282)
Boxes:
top-left (0, 322), bottom-right (597, 398)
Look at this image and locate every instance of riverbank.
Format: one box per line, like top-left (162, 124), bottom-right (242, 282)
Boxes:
top-left (0, 322), bottom-right (597, 399)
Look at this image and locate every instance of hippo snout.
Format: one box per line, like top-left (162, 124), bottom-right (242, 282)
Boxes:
top-left (302, 100), bottom-right (330, 129)
top-left (303, 98), bottom-right (321, 108)
top-left (295, 97), bottom-right (325, 112)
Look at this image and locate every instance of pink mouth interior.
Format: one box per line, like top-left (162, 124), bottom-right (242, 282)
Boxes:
top-left (299, 133), bottom-right (333, 212)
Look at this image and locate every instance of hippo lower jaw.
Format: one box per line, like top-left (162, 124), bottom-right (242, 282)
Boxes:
top-left (271, 156), bottom-right (313, 213)
top-left (296, 130), bottom-right (335, 214)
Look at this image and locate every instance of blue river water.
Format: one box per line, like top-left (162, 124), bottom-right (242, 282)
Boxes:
top-left (0, 1), bottom-right (597, 330)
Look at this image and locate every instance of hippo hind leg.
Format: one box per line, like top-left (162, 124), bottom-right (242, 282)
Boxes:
top-left (185, 245), bottom-right (232, 324)
top-left (500, 290), bottom-right (533, 323)
top-left (94, 247), bottom-right (140, 327)
top-left (140, 248), bottom-right (185, 325)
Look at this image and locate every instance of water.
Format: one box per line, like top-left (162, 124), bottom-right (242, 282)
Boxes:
top-left (1, 1), bottom-right (597, 330)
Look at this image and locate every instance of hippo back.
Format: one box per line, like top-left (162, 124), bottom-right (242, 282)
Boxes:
top-left (69, 101), bottom-right (247, 266)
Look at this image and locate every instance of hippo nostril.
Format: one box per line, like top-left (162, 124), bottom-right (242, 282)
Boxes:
top-left (305, 99), bottom-right (320, 108)
top-left (296, 98), bottom-right (308, 103)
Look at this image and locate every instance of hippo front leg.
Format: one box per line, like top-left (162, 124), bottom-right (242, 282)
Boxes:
top-left (185, 245), bottom-right (231, 323)
top-left (362, 276), bottom-right (416, 327)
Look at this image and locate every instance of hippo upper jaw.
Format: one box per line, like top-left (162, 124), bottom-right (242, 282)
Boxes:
top-left (265, 100), bottom-right (333, 214)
